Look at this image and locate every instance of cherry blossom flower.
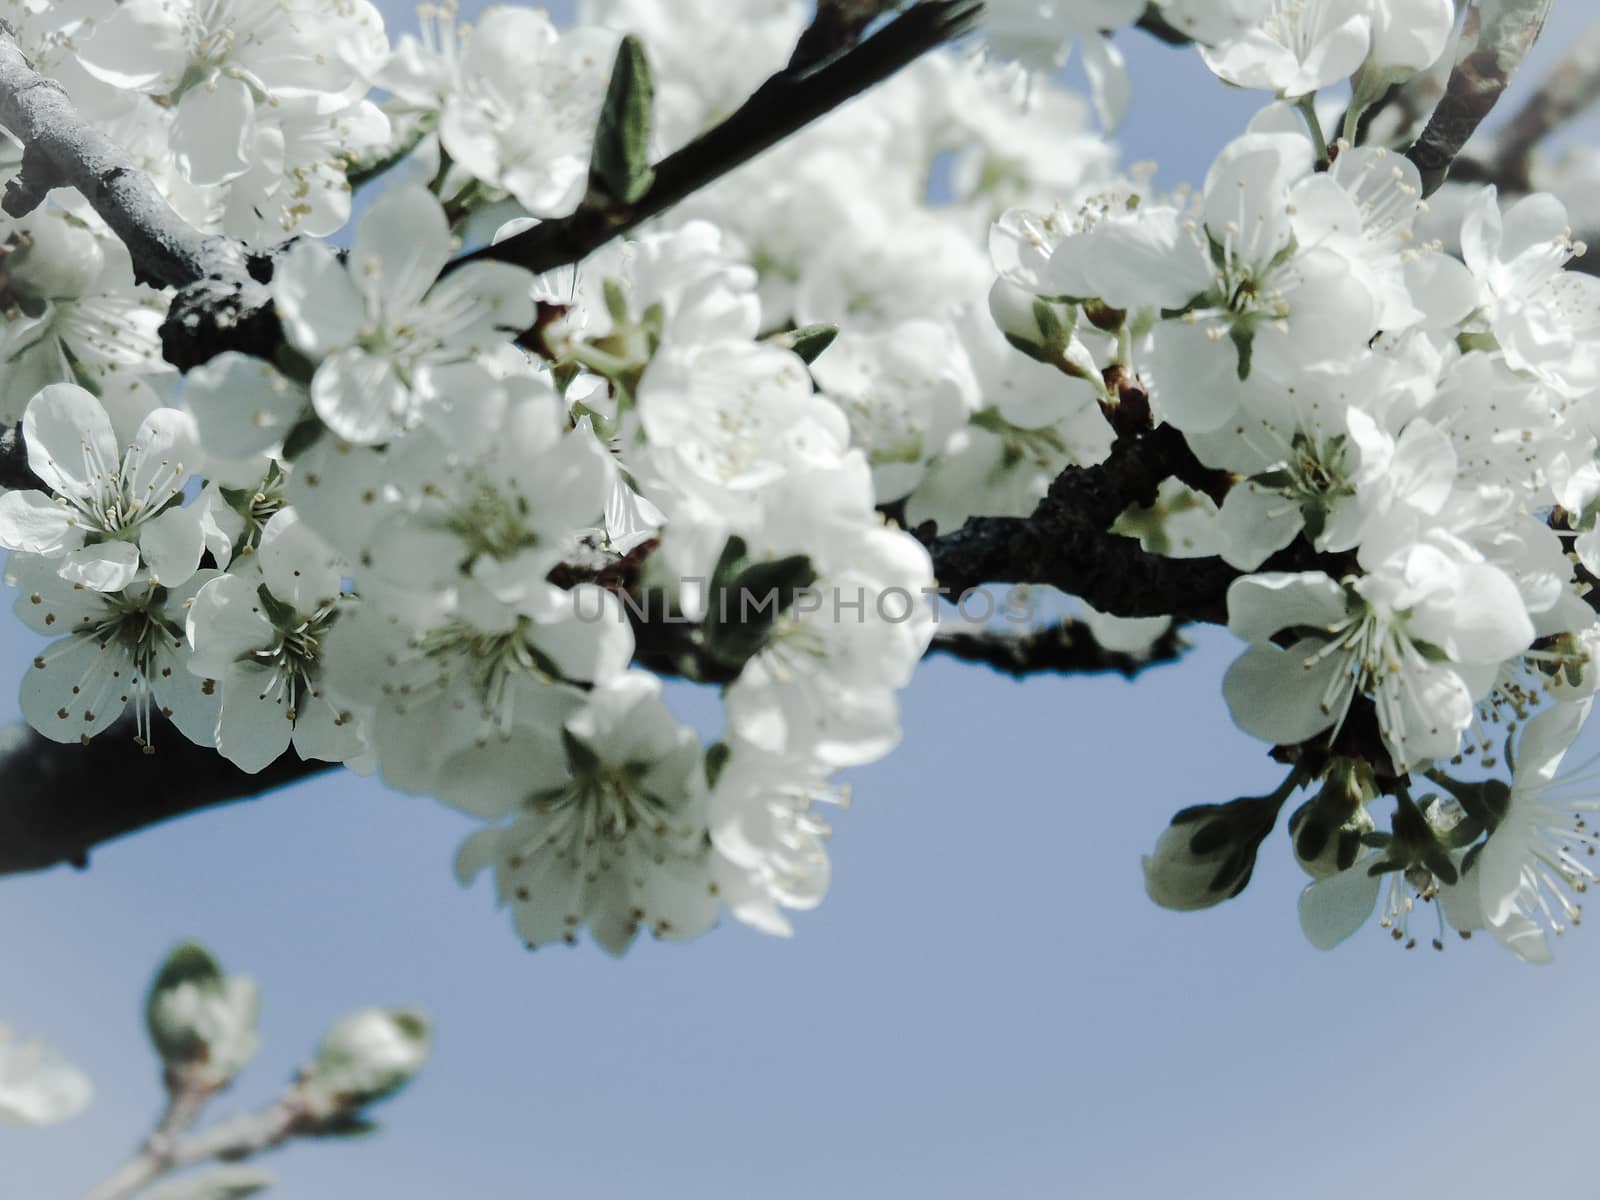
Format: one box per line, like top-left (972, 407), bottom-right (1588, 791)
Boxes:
top-left (271, 185), bottom-right (535, 444)
top-left (0, 385), bottom-right (204, 592)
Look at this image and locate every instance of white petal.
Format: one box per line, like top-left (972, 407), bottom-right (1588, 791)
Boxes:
top-left (20, 635), bottom-right (126, 743)
top-left (185, 352), bottom-right (309, 460)
top-left (139, 507), bottom-right (204, 588)
top-left (23, 384), bottom-right (118, 501)
top-left (148, 642), bottom-right (222, 748)
top-left (311, 348), bottom-right (409, 445)
top-left (121, 408), bottom-right (199, 511)
top-left (57, 541), bottom-right (140, 592)
top-left (1514, 698), bottom-right (1593, 788)
top-left (415, 262), bottom-right (535, 353)
top-left (351, 185), bottom-right (452, 312)
top-left (186, 573), bottom-right (276, 678)
top-left (1222, 638), bottom-right (1345, 746)
top-left (1217, 481), bottom-right (1305, 571)
top-left (73, 0), bottom-right (189, 90)
top-left (216, 664), bottom-right (295, 773)
top-left (172, 78), bottom-right (256, 186)
top-left (290, 692), bottom-right (366, 766)
top-left (258, 508), bottom-right (342, 613)
top-left (1143, 321), bottom-right (1244, 434)
top-left (0, 1031), bottom-right (93, 1126)
top-left (0, 490), bottom-right (80, 555)
top-left (1226, 572), bottom-right (1348, 642)
top-left (272, 242), bottom-right (368, 356)
top-left (1297, 861), bottom-right (1381, 950)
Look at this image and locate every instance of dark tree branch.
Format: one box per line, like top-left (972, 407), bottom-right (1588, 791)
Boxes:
top-left (0, 717), bottom-right (331, 876)
top-left (1134, 6), bottom-right (1193, 46)
top-left (927, 619), bottom-right (1189, 679)
top-left (928, 425), bottom-right (1241, 625)
top-left (1406, 0), bottom-right (1555, 195)
top-left (788, 0), bottom-right (905, 71)
top-left (453, 0), bottom-right (984, 277)
top-left (0, 608), bottom-right (1191, 878)
top-left (0, 421), bottom-right (42, 490)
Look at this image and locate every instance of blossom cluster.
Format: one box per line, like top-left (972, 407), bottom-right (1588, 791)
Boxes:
top-left (990, 0), bottom-right (1600, 962)
top-left (4, 0), bottom-right (1600, 966)
top-left (5, 0), bottom-right (1111, 955)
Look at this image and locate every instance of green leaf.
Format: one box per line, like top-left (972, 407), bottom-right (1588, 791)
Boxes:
top-left (774, 323), bottom-right (839, 365)
top-left (590, 35), bottom-right (656, 205)
top-left (256, 583), bottom-right (300, 630)
top-left (1003, 333), bottom-right (1061, 366)
top-left (704, 741), bottom-right (732, 791)
top-left (1230, 326), bottom-right (1255, 381)
top-left (561, 727), bottom-right (602, 777)
top-left (280, 415), bottom-right (324, 462)
top-left (701, 539), bottom-right (818, 669)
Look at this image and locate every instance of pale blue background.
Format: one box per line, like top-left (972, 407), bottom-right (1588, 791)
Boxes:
top-left (7, 4), bottom-right (1600, 1197)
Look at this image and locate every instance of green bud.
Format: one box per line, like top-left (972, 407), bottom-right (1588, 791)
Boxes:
top-left (145, 942), bottom-right (261, 1090)
top-left (1143, 794), bottom-right (1281, 911)
top-left (589, 35), bottom-right (656, 205)
top-left (770, 323), bottom-right (839, 365)
top-left (1290, 759), bottom-right (1377, 878)
top-left (301, 1008), bottom-right (430, 1116)
top-left (987, 279), bottom-right (1077, 358)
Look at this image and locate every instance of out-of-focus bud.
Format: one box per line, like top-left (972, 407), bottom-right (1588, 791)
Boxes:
top-left (6, 210), bottom-right (105, 303)
top-left (987, 278), bottom-right (1076, 363)
top-left (299, 1008), bottom-right (430, 1118)
top-left (1142, 793), bottom-right (1280, 911)
top-left (144, 943), bottom-right (260, 1093)
top-left (1546, 624), bottom-right (1600, 700)
top-left (1289, 758), bottom-right (1377, 879)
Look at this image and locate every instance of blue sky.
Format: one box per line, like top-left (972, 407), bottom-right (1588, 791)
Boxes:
top-left (7, 4), bottom-right (1600, 1198)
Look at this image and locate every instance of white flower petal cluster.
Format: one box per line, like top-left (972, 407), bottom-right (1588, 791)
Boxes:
top-left (11, 0), bottom-right (1600, 971)
top-left (0, 1026), bottom-right (93, 1127)
top-left (1199, 0), bottom-right (1455, 100)
top-left (273, 186), bottom-right (534, 444)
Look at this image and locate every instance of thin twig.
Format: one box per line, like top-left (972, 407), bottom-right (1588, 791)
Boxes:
top-left (453, 0), bottom-right (984, 277)
top-left (83, 1094), bottom-right (306, 1200)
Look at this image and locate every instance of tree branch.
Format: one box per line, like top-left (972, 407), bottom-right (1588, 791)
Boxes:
top-left (0, 718), bottom-right (330, 877)
top-left (0, 20), bottom-right (244, 289)
top-left (1406, 0), bottom-right (1555, 195)
top-left (0, 419), bottom-right (1251, 878)
top-left (928, 425), bottom-right (1242, 625)
top-left (927, 620), bottom-right (1190, 678)
top-left (84, 1094), bottom-right (306, 1200)
top-left (453, 0), bottom-right (984, 277)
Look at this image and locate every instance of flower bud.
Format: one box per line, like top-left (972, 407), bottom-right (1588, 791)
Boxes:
top-left (987, 279), bottom-right (1075, 361)
top-left (1142, 794), bottom-right (1279, 911)
top-left (1289, 759), bottom-right (1377, 879)
top-left (145, 943), bottom-right (260, 1091)
top-left (300, 1008), bottom-right (430, 1116)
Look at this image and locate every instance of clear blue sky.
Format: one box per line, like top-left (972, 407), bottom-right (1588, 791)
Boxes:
top-left (8, 4), bottom-right (1600, 1198)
